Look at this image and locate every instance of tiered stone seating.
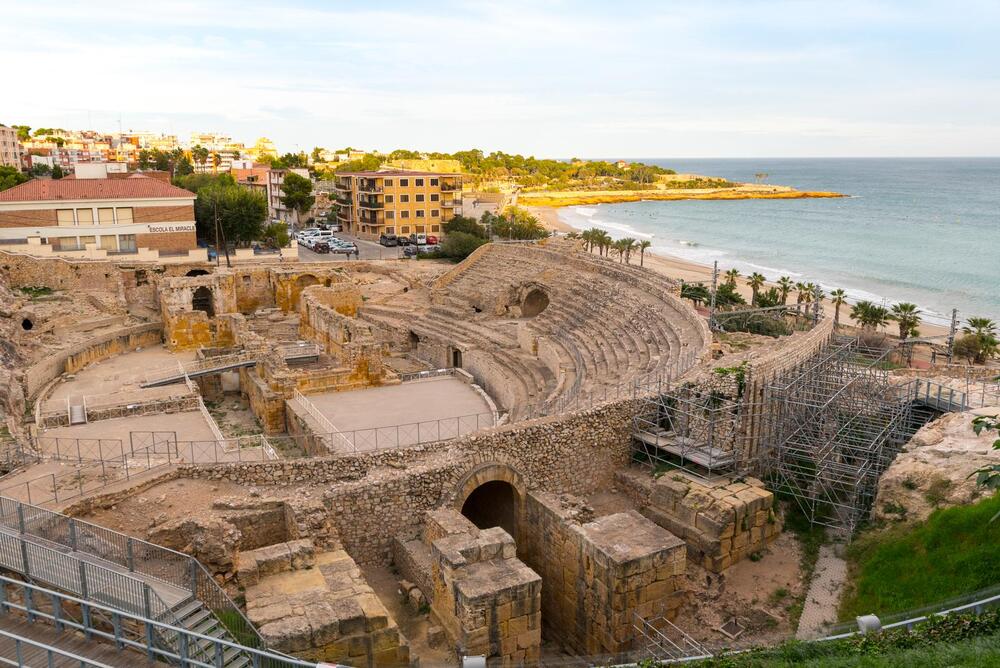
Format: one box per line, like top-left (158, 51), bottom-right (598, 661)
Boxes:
top-left (361, 241), bottom-right (710, 419)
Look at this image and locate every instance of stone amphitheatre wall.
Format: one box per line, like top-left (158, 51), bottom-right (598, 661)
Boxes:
top-left (22, 322), bottom-right (163, 400)
top-left (179, 399), bottom-right (639, 564)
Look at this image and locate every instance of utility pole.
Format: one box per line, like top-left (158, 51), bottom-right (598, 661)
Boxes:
top-left (812, 285), bottom-right (822, 324)
top-left (946, 308), bottom-right (959, 364)
top-left (708, 260), bottom-right (719, 330)
top-left (213, 198), bottom-right (231, 268)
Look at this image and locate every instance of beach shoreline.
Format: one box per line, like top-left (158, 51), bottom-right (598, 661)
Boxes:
top-left (519, 188), bottom-right (845, 209)
top-left (526, 205), bottom-right (951, 338)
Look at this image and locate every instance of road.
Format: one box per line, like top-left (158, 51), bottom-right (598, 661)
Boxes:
top-left (296, 231), bottom-right (407, 262)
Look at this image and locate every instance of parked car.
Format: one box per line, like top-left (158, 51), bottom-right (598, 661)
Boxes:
top-left (312, 241), bottom-right (330, 254)
top-left (397, 236), bottom-right (411, 246)
top-left (409, 233), bottom-right (427, 246)
top-left (403, 245), bottom-right (418, 257)
top-left (426, 235), bottom-right (438, 245)
top-left (379, 234), bottom-right (398, 247)
top-left (420, 244), bottom-right (441, 254)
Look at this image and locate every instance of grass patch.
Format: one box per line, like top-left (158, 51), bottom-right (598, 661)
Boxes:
top-left (839, 493), bottom-right (1000, 622)
top-left (18, 286), bottom-right (53, 299)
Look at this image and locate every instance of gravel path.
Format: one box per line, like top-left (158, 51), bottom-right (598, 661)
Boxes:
top-left (796, 545), bottom-right (848, 639)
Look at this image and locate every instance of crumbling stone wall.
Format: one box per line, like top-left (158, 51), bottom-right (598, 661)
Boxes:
top-left (619, 471), bottom-right (780, 572)
top-left (519, 492), bottom-right (687, 656)
top-left (429, 520), bottom-right (541, 666)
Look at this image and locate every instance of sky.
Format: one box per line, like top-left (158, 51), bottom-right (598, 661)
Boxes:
top-left (1, 1), bottom-right (999, 158)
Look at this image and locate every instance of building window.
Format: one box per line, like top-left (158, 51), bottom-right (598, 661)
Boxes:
top-left (399, 179), bottom-right (409, 186)
top-left (415, 194), bottom-right (425, 202)
top-left (54, 237), bottom-right (79, 251)
top-left (385, 227), bottom-right (395, 235)
top-left (119, 234), bottom-right (137, 252)
top-left (385, 211), bottom-right (395, 220)
top-left (400, 211), bottom-right (410, 219)
top-left (79, 235), bottom-right (96, 248)
top-left (98, 208), bottom-right (115, 225)
top-left (430, 193), bottom-right (439, 201)
top-left (400, 194), bottom-right (409, 203)
top-left (416, 225), bottom-right (426, 233)
top-left (99, 236), bottom-right (117, 251)
top-left (76, 208), bottom-right (94, 225)
top-left (415, 178), bottom-right (424, 186)
top-left (431, 224), bottom-right (440, 232)
top-left (385, 195), bottom-right (394, 203)
top-left (431, 209), bottom-right (440, 217)
top-left (401, 226), bottom-right (410, 234)
top-left (384, 179), bottom-right (393, 186)
top-left (56, 209), bottom-right (75, 226)
top-left (416, 210), bottom-right (425, 218)
top-left (116, 207), bottom-right (133, 224)
top-left (430, 178), bottom-right (439, 186)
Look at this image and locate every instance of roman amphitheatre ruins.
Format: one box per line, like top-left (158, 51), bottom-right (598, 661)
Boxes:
top-left (0, 238), bottom-right (996, 667)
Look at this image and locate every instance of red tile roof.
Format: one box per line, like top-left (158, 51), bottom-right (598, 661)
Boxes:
top-left (0, 175), bottom-right (195, 202)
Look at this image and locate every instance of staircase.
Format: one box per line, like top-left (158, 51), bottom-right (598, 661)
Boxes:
top-left (0, 495), bottom-right (262, 667)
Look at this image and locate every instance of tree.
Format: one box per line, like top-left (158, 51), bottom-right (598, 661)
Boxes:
top-left (890, 302), bottom-right (921, 342)
top-left (175, 156), bottom-right (194, 177)
top-left (195, 184), bottom-right (268, 247)
top-left (746, 272), bottom-right (766, 306)
top-left (714, 283), bottom-right (747, 307)
top-left (619, 237), bottom-right (637, 264)
top-left (261, 222), bottom-right (290, 249)
top-left (755, 287), bottom-right (782, 308)
top-left (724, 268), bottom-right (740, 288)
top-left (850, 300), bottom-right (890, 331)
top-left (969, 415), bottom-right (1000, 522)
top-left (443, 216), bottom-right (486, 238)
top-left (51, 164), bottom-right (63, 179)
top-left (190, 145), bottom-right (209, 169)
top-left (777, 276), bottom-right (794, 305)
top-left (280, 173), bottom-right (315, 226)
top-left (442, 231), bottom-right (488, 260)
top-left (30, 164), bottom-right (51, 176)
top-left (960, 317), bottom-right (999, 364)
top-left (0, 166), bottom-right (29, 191)
top-left (680, 281), bottom-right (711, 306)
top-left (638, 240), bottom-right (652, 267)
top-left (483, 207), bottom-right (548, 240)
top-left (138, 149), bottom-right (152, 170)
top-left (310, 147), bottom-right (325, 163)
top-left (830, 288), bottom-right (847, 328)
top-left (12, 125), bottom-right (31, 141)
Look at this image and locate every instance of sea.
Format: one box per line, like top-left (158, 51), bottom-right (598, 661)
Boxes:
top-left (555, 158), bottom-right (1000, 327)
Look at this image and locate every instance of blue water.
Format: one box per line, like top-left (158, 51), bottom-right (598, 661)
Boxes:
top-left (556, 158), bottom-right (1000, 327)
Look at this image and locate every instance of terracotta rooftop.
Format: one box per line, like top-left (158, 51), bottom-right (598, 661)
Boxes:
top-left (0, 174), bottom-right (196, 202)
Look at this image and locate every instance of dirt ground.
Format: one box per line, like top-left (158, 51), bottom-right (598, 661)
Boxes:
top-left (678, 531), bottom-right (805, 650)
top-left (48, 345), bottom-right (196, 400)
top-left (362, 564), bottom-right (457, 667)
top-left (205, 394), bottom-right (262, 438)
top-left (78, 477), bottom-right (250, 535)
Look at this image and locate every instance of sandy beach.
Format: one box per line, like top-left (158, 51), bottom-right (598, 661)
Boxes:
top-left (527, 205), bottom-right (951, 338)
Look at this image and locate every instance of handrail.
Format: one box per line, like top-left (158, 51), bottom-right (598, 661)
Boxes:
top-left (0, 494), bottom-right (264, 650)
top-left (0, 629), bottom-right (115, 668)
top-left (0, 575), bottom-right (313, 667)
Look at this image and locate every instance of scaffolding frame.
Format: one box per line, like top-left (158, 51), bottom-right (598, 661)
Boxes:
top-left (631, 371), bottom-right (753, 479)
top-left (759, 337), bottom-right (918, 533)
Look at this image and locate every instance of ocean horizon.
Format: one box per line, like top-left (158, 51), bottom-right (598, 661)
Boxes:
top-left (555, 157), bottom-right (1000, 328)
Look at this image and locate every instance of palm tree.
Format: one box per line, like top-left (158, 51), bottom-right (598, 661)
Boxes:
top-left (597, 231), bottom-right (612, 257)
top-left (830, 289), bottom-right (847, 328)
top-left (724, 268), bottom-right (740, 288)
top-left (961, 317), bottom-right (999, 364)
top-left (612, 239), bottom-right (627, 263)
top-left (746, 272), bottom-right (766, 306)
top-left (851, 300), bottom-right (891, 331)
top-left (963, 317), bottom-right (998, 338)
top-left (620, 237), bottom-right (637, 264)
top-left (638, 240), bottom-right (652, 267)
top-left (890, 302), bottom-right (922, 341)
top-left (794, 282), bottom-right (808, 312)
top-left (777, 276), bottom-right (794, 305)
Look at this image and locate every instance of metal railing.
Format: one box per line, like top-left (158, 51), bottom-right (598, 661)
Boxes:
top-left (291, 390), bottom-right (352, 452)
top-left (0, 495), bottom-right (264, 653)
top-left (0, 576), bottom-right (313, 667)
top-left (142, 352), bottom-right (258, 387)
top-left (0, 629), bottom-right (115, 668)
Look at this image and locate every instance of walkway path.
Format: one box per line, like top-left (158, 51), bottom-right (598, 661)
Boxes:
top-left (0, 615), bottom-right (157, 667)
top-left (796, 544), bottom-right (849, 639)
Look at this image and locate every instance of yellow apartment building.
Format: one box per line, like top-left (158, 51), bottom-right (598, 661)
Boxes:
top-left (333, 171), bottom-right (462, 240)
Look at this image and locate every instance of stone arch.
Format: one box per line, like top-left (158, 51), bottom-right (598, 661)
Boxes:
top-left (520, 287), bottom-right (549, 318)
top-left (185, 269), bottom-right (210, 277)
top-left (296, 274), bottom-right (320, 290)
top-left (453, 463), bottom-right (528, 543)
top-left (192, 286), bottom-right (214, 317)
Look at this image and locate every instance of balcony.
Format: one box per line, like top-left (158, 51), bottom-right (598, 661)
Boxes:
top-left (358, 182), bottom-right (383, 193)
top-left (357, 198), bottom-right (384, 209)
top-left (359, 211), bottom-right (383, 224)
top-left (334, 180), bottom-right (353, 191)
top-left (440, 182), bottom-right (461, 192)
top-left (335, 194), bottom-right (352, 205)
top-left (337, 209), bottom-right (352, 223)
top-left (441, 200), bottom-right (460, 208)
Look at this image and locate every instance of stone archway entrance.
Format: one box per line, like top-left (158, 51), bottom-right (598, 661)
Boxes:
top-left (192, 286), bottom-right (214, 317)
top-left (453, 463), bottom-right (527, 544)
top-left (521, 287), bottom-right (549, 317)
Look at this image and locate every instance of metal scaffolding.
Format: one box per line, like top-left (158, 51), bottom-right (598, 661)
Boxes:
top-left (631, 371), bottom-right (752, 479)
top-left (759, 337), bottom-right (917, 533)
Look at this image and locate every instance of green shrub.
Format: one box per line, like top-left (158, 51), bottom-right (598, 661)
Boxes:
top-left (441, 231), bottom-right (488, 260)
